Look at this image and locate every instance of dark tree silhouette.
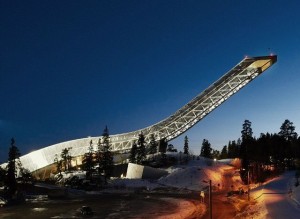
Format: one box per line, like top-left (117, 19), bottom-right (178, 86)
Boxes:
top-left (18, 168), bottom-right (33, 185)
top-left (240, 120), bottom-right (253, 184)
top-left (200, 139), bottom-right (212, 159)
top-left (95, 138), bottom-right (102, 175)
top-left (96, 126), bottom-right (114, 184)
top-left (278, 119), bottom-right (298, 169)
top-left (54, 154), bottom-right (62, 176)
top-left (6, 138), bottom-right (21, 196)
top-left (82, 140), bottom-right (95, 179)
top-left (220, 145), bottom-right (228, 159)
top-left (60, 147), bottom-right (72, 171)
top-left (183, 136), bottom-right (189, 155)
top-left (279, 119), bottom-right (297, 141)
top-left (212, 149), bottom-right (220, 159)
top-left (129, 142), bottom-right (138, 163)
top-left (148, 134), bottom-right (158, 154)
top-left (241, 120), bottom-right (253, 141)
top-left (0, 166), bottom-right (6, 187)
top-left (100, 126), bottom-right (113, 184)
top-left (158, 138), bottom-right (168, 153)
top-left (167, 144), bottom-right (177, 152)
top-left (227, 141), bottom-right (233, 158)
top-left (296, 137), bottom-right (300, 160)
top-left (136, 132), bottom-right (146, 164)
top-left (227, 140), bottom-right (239, 158)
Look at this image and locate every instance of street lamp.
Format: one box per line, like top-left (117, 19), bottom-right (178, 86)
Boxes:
top-left (203, 180), bottom-right (212, 219)
top-left (242, 168), bottom-right (250, 201)
top-left (248, 168), bottom-right (250, 201)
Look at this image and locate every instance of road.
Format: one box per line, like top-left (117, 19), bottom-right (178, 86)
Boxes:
top-left (263, 171), bottom-right (300, 219)
top-left (202, 167), bottom-right (237, 219)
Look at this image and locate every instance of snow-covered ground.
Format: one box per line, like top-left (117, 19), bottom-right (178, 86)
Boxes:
top-left (54, 156), bottom-right (236, 193)
top-left (52, 157), bottom-right (300, 218)
top-left (237, 171), bottom-right (300, 219)
top-left (110, 159), bottom-right (300, 219)
top-left (157, 159), bottom-right (230, 191)
top-left (110, 157), bottom-right (234, 192)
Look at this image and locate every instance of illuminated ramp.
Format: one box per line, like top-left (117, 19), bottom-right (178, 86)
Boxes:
top-left (110, 55), bottom-right (277, 150)
top-left (2, 55), bottom-right (276, 172)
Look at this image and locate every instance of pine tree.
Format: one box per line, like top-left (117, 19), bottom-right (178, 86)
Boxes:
top-left (183, 136), bottom-right (189, 155)
top-left (200, 139), bottom-right (212, 159)
top-left (240, 120), bottom-right (253, 184)
top-left (220, 145), bottom-right (228, 159)
top-left (279, 120), bottom-right (297, 169)
top-left (6, 138), bottom-right (21, 196)
top-left (82, 140), bottom-right (95, 179)
top-left (296, 137), bottom-right (300, 160)
top-left (0, 166), bottom-right (6, 187)
top-left (136, 132), bottom-right (146, 164)
top-left (95, 138), bottom-right (103, 175)
top-left (227, 141), bottom-right (236, 158)
top-left (129, 142), bottom-right (138, 163)
top-left (60, 147), bottom-right (72, 171)
top-left (54, 154), bottom-right (62, 177)
top-left (279, 119), bottom-right (297, 141)
top-left (241, 120), bottom-right (253, 141)
top-left (18, 168), bottom-right (33, 185)
top-left (212, 149), bottom-right (220, 159)
top-left (148, 134), bottom-right (158, 154)
top-left (99, 126), bottom-right (114, 184)
top-left (67, 152), bottom-right (73, 171)
top-left (231, 140), bottom-right (239, 158)
top-left (159, 138), bottom-right (168, 153)
top-left (236, 138), bottom-right (242, 157)
top-left (167, 144), bottom-right (177, 152)
top-left (240, 120), bottom-right (253, 160)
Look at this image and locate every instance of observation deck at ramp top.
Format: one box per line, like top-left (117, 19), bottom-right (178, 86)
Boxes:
top-left (1, 55), bottom-right (277, 173)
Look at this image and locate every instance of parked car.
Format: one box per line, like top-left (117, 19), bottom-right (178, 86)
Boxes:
top-left (80, 206), bottom-right (93, 215)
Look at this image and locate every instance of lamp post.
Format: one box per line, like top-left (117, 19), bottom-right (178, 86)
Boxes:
top-left (248, 169), bottom-right (250, 201)
top-left (242, 167), bottom-right (250, 201)
top-left (203, 180), bottom-right (212, 219)
top-left (209, 180), bottom-right (212, 219)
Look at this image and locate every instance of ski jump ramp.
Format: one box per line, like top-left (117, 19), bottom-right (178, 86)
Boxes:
top-left (5, 55), bottom-right (277, 172)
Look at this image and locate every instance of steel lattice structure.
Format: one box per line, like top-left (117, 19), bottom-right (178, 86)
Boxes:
top-left (109, 55), bottom-right (277, 150)
top-left (1, 55), bottom-right (277, 172)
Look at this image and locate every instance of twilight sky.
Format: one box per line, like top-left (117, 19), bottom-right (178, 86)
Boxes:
top-left (1, 0), bottom-right (300, 162)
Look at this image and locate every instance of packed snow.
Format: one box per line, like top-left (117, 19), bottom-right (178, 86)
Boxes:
top-left (108, 157), bottom-right (234, 192)
top-left (236, 171), bottom-right (300, 218)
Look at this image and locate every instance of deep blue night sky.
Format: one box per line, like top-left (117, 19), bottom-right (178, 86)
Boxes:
top-left (1, 0), bottom-right (300, 162)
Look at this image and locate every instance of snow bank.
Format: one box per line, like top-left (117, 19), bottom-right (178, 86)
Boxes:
top-left (292, 184), bottom-right (300, 205)
top-left (158, 160), bottom-right (230, 191)
top-left (236, 171), bottom-right (300, 219)
top-left (234, 198), bottom-right (267, 219)
top-left (289, 172), bottom-right (300, 206)
top-left (107, 158), bottom-right (232, 192)
top-left (53, 170), bottom-right (86, 180)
